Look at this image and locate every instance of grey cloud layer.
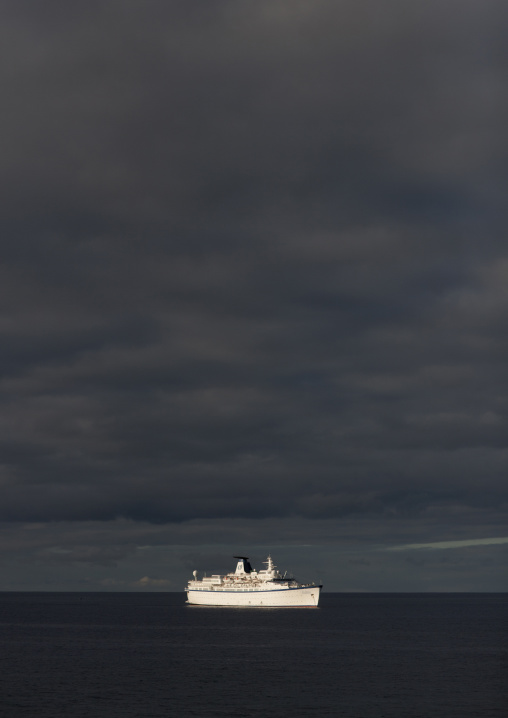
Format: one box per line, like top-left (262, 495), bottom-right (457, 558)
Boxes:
top-left (0, 2), bottom-right (506, 551)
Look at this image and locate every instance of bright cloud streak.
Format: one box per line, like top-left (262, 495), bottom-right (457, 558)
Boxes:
top-left (385, 537), bottom-right (508, 551)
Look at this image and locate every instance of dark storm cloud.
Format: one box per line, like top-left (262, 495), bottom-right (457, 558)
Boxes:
top-left (0, 1), bottom-right (506, 589)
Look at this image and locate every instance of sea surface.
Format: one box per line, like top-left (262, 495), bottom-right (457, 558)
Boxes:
top-left (0, 592), bottom-right (506, 718)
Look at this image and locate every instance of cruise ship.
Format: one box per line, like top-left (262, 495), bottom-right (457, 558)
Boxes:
top-left (186, 555), bottom-right (322, 607)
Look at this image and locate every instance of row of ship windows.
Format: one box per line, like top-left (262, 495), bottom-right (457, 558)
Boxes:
top-left (191, 587), bottom-right (265, 591)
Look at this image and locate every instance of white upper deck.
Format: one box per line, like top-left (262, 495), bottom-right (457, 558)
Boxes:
top-left (186, 555), bottom-right (317, 591)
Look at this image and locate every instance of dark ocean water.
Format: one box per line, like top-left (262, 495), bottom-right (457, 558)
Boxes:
top-left (0, 593), bottom-right (506, 718)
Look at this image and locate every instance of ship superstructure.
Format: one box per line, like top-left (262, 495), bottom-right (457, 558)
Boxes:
top-left (186, 555), bottom-right (321, 607)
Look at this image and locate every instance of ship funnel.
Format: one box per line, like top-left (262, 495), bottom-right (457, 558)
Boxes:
top-left (234, 556), bottom-right (253, 574)
top-left (192, 570), bottom-right (198, 580)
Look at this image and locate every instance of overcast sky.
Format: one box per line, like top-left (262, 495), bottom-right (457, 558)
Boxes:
top-left (1, 0), bottom-right (506, 591)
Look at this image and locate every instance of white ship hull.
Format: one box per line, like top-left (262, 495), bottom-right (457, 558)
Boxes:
top-left (187, 584), bottom-right (321, 607)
